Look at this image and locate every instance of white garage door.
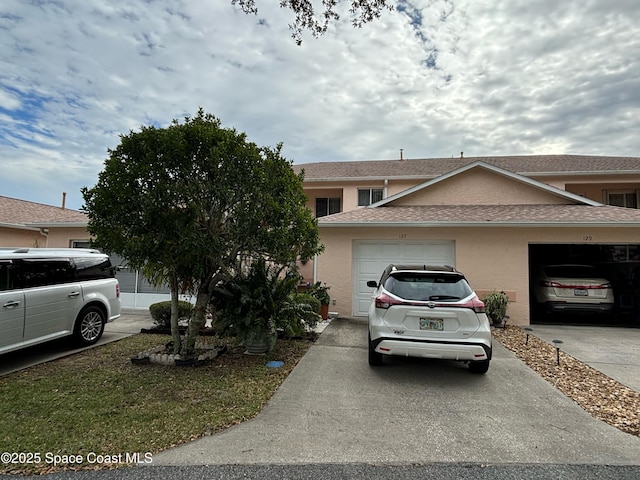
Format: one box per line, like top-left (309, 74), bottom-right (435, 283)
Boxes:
top-left (352, 240), bottom-right (455, 316)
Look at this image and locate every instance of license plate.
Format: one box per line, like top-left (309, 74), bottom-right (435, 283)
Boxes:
top-left (574, 288), bottom-right (588, 296)
top-left (420, 318), bottom-right (443, 330)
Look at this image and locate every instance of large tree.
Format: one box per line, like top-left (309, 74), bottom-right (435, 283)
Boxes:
top-left (82, 109), bottom-right (322, 355)
top-left (233, 0), bottom-right (392, 44)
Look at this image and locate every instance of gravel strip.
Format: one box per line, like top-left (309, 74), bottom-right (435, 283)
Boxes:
top-left (492, 325), bottom-right (639, 437)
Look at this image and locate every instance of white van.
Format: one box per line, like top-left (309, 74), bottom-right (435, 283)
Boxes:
top-left (0, 248), bottom-right (121, 355)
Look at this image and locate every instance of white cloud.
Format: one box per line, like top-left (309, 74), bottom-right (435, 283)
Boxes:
top-left (0, 0), bottom-right (639, 209)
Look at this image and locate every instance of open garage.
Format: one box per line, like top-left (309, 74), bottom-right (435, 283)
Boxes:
top-left (529, 244), bottom-right (640, 326)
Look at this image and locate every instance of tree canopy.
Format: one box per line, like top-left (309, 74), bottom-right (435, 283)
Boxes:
top-left (82, 109), bottom-right (322, 354)
top-left (232, 0), bottom-right (392, 44)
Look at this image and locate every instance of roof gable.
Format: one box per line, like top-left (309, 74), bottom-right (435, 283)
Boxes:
top-left (371, 162), bottom-right (601, 208)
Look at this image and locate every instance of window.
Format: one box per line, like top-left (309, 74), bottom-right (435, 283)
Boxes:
top-left (15, 259), bottom-right (75, 288)
top-left (607, 191), bottom-right (638, 209)
top-left (315, 197), bottom-right (341, 217)
top-left (74, 257), bottom-right (114, 280)
top-left (71, 240), bottom-right (92, 248)
top-left (0, 262), bottom-right (12, 291)
top-left (358, 188), bottom-right (384, 206)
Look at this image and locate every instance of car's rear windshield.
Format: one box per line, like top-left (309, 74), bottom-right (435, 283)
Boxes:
top-left (543, 265), bottom-right (602, 279)
top-left (384, 273), bottom-right (473, 301)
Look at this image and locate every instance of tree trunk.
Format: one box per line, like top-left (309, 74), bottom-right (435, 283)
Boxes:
top-left (169, 275), bottom-right (182, 354)
top-left (182, 285), bottom-right (211, 356)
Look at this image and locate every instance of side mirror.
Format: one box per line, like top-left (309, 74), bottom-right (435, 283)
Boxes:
top-left (366, 281), bottom-right (378, 288)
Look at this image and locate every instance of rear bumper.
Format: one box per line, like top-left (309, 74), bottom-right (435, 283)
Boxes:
top-left (371, 337), bottom-right (491, 361)
top-left (540, 301), bottom-right (614, 313)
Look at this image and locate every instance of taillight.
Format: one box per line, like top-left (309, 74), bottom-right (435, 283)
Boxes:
top-left (542, 281), bottom-right (611, 289)
top-left (375, 293), bottom-right (403, 309)
top-left (459, 296), bottom-right (485, 313)
top-left (116, 283), bottom-right (120, 298)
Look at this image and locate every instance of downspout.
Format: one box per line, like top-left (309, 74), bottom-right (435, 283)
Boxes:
top-left (313, 253), bottom-right (318, 284)
top-left (383, 179), bottom-right (388, 199)
top-left (38, 228), bottom-right (49, 248)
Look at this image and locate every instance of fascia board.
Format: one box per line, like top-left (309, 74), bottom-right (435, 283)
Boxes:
top-left (318, 221), bottom-right (640, 228)
top-left (27, 222), bottom-right (89, 228)
top-left (0, 222), bottom-right (41, 231)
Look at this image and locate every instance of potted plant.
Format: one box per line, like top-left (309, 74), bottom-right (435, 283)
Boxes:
top-left (483, 290), bottom-right (509, 327)
top-left (309, 281), bottom-right (331, 320)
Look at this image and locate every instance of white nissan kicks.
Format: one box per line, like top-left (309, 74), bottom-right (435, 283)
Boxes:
top-left (367, 265), bottom-right (492, 373)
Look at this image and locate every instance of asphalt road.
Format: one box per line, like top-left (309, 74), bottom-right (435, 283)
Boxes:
top-left (3, 463), bottom-right (640, 480)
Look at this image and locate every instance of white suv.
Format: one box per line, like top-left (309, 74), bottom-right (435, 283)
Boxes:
top-left (0, 248), bottom-right (121, 355)
top-left (367, 265), bottom-right (492, 373)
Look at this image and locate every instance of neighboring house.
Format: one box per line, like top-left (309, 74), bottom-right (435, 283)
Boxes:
top-left (0, 195), bottom-right (170, 309)
top-left (294, 155), bottom-right (640, 326)
top-left (0, 195), bottom-right (90, 248)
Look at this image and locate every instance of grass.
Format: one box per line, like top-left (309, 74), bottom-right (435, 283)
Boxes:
top-left (0, 334), bottom-right (314, 475)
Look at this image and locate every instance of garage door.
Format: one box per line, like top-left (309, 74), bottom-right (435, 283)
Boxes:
top-left (352, 240), bottom-right (455, 316)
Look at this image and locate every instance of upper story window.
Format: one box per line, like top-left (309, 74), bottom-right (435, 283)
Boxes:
top-left (315, 197), bottom-right (341, 218)
top-left (358, 188), bottom-right (384, 206)
top-left (607, 190), bottom-right (638, 209)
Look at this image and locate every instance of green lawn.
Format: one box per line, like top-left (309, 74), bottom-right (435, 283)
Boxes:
top-left (0, 334), bottom-right (313, 475)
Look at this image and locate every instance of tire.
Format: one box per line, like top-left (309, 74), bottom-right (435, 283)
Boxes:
top-left (74, 306), bottom-right (106, 346)
top-left (368, 332), bottom-right (384, 366)
top-left (468, 359), bottom-right (490, 374)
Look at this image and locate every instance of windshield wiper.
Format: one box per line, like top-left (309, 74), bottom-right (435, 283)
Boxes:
top-left (428, 295), bottom-right (461, 301)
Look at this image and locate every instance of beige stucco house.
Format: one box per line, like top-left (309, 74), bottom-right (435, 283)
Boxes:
top-left (0, 195), bottom-right (90, 248)
top-left (294, 155), bottom-right (640, 326)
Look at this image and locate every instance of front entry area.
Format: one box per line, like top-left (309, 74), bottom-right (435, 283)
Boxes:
top-left (352, 240), bottom-right (455, 316)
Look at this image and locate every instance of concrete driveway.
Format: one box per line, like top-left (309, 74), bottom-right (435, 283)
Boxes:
top-left (152, 317), bottom-right (640, 466)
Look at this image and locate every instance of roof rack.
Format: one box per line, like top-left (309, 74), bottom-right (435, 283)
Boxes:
top-left (0, 247), bottom-right (103, 255)
top-left (390, 264), bottom-right (457, 273)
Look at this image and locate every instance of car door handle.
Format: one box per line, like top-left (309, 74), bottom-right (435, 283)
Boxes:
top-left (68, 291), bottom-right (81, 298)
top-left (3, 300), bottom-right (21, 308)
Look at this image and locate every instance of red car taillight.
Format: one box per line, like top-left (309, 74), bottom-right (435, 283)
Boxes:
top-left (541, 281), bottom-right (611, 289)
top-left (458, 296), bottom-right (486, 313)
top-left (374, 293), bottom-right (403, 309)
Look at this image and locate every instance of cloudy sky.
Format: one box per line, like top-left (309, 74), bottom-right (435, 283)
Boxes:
top-left (1, 0), bottom-right (639, 210)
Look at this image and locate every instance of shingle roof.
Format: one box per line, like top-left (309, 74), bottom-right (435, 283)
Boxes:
top-left (318, 204), bottom-right (640, 226)
top-left (0, 196), bottom-right (87, 226)
top-left (294, 155), bottom-right (640, 180)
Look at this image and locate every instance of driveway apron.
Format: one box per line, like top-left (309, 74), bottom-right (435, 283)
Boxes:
top-left (152, 317), bottom-right (640, 466)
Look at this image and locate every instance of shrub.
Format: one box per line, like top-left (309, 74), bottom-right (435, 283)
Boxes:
top-left (482, 290), bottom-right (509, 324)
top-left (278, 292), bottom-right (321, 337)
top-left (210, 259), bottom-right (320, 345)
top-left (148, 300), bottom-right (193, 329)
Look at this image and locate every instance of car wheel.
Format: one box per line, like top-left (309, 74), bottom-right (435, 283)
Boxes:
top-left (74, 306), bottom-right (106, 346)
top-left (368, 333), bottom-right (384, 366)
top-left (468, 359), bottom-right (490, 374)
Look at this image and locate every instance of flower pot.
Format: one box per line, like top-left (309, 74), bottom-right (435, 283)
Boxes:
top-left (243, 331), bottom-right (275, 355)
top-left (319, 304), bottom-right (329, 321)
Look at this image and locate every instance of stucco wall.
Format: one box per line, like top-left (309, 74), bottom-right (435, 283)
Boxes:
top-left (45, 227), bottom-right (91, 248)
top-left (317, 226), bottom-right (640, 325)
top-left (0, 227), bottom-right (46, 248)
